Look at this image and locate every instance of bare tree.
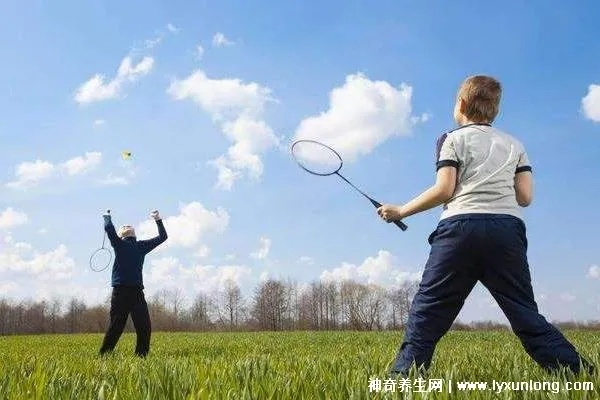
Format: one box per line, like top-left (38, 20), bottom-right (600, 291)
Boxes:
top-left (340, 281), bottom-right (387, 330)
top-left (166, 288), bottom-right (185, 330)
top-left (388, 280), bottom-right (419, 329)
top-left (65, 298), bottom-right (86, 333)
top-left (9, 276), bottom-right (600, 335)
top-left (189, 293), bottom-right (212, 330)
top-left (48, 297), bottom-right (62, 334)
top-left (0, 299), bottom-right (10, 335)
top-left (220, 279), bottom-right (243, 330)
top-left (252, 279), bottom-right (288, 330)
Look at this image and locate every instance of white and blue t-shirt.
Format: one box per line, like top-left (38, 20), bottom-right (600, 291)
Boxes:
top-left (436, 123), bottom-right (532, 221)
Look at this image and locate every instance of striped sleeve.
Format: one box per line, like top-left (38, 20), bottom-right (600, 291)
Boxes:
top-left (515, 146), bottom-right (532, 174)
top-left (435, 133), bottom-right (459, 171)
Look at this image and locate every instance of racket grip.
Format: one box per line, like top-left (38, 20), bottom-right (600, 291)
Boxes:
top-left (370, 199), bottom-right (408, 231)
top-left (393, 220), bottom-right (408, 231)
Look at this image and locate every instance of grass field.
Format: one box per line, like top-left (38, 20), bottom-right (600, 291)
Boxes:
top-left (0, 331), bottom-right (598, 399)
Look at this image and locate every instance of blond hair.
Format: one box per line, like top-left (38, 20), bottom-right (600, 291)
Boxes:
top-left (117, 225), bottom-right (136, 239)
top-left (458, 75), bottom-right (502, 123)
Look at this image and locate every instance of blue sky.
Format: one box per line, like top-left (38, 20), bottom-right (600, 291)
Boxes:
top-left (0, 0), bottom-right (599, 322)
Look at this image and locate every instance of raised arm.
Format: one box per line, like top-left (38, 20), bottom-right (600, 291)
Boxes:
top-left (138, 210), bottom-right (168, 254)
top-left (103, 212), bottom-right (120, 247)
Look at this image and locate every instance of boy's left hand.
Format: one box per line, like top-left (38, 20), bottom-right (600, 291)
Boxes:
top-left (377, 204), bottom-right (403, 222)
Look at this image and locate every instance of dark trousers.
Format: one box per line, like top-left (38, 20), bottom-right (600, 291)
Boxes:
top-left (99, 286), bottom-right (151, 357)
top-left (391, 214), bottom-right (589, 374)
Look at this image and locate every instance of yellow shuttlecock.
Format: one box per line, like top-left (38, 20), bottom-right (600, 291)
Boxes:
top-left (121, 151), bottom-right (132, 160)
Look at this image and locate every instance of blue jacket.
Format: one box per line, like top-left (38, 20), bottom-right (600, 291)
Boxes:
top-left (103, 215), bottom-right (168, 289)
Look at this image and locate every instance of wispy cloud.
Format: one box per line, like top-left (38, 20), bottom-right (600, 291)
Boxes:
top-left (6, 152), bottom-right (102, 189)
top-left (212, 32), bottom-right (235, 47)
top-left (168, 70), bottom-right (279, 189)
top-left (74, 57), bottom-right (154, 104)
top-left (0, 207), bottom-right (28, 229)
top-left (320, 250), bottom-right (421, 287)
top-left (587, 265), bottom-right (600, 279)
top-left (250, 237), bottom-right (271, 260)
top-left (582, 84), bottom-right (600, 122)
top-left (137, 201), bottom-right (229, 251)
top-left (0, 234), bottom-right (74, 280)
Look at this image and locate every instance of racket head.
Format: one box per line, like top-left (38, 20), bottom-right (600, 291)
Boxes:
top-left (89, 247), bottom-right (112, 272)
top-left (291, 140), bottom-right (343, 176)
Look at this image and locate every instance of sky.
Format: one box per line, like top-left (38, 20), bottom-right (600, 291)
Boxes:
top-left (0, 0), bottom-right (599, 323)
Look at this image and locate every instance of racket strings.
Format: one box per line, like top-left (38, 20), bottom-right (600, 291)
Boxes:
top-left (292, 140), bottom-right (343, 176)
top-left (291, 139), bottom-right (408, 231)
top-left (90, 231), bottom-right (112, 272)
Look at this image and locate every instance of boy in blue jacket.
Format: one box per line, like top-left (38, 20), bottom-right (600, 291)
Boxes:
top-left (378, 75), bottom-right (593, 375)
top-left (99, 210), bottom-right (167, 357)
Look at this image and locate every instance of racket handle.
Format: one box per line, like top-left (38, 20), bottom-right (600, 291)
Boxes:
top-left (393, 220), bottom-right (408, 231)
top-left (369, 199), bottom-right (408, 231)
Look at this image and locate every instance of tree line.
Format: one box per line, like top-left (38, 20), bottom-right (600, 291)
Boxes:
top-left (1, 279), bottom-right (598, 335)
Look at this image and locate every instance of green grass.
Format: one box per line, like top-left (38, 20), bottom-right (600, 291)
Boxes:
top-left (0, 331), bottom-right (598, 399)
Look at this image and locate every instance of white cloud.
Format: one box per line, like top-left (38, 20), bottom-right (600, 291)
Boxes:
top-left (145, 23), bottom-right (179, 49)
top-left (168, 70), bottom-right (279, 189)
top-left (146, 257), bottom-right (180, 287)
top-left (195, 246), bottom-right (210, 258)
top-left (6, 160), bottom-right (55, 189)
top-left (186, 264), bottom-right (251, 292)
top-left (212, 32), bottom-right (235, 47)
top-left (250, 237), bottom-right (271, 260)
top-left (221, 116), bottom-right (277, 168)
top-left (168, 70), bottom-right (272, 120)
top-left (166, 23), bottom-right (179, 34)
top-left (320, 250), bottom-right (421, 287)
top-left (196, 45), bottom-right (204, 60)
top-left (94, 119), bottom-right (106, 126)
top-left (411, 112), bottom-right (431, 124)
top-left (0, 208), bottom-right (28, 229)
top-left (130, 23), bottom-right (178, 53)
top-left (587, 265), bottom-right (600, 279)
top-left (98, 159), bottom-right (137, 186)
top-left (37, 228), bottom-right (48, 234)
top-left (293, 73), bottom-right (416, 164)
top-left (32, 282), bottom-right (108, 306)
top-left (145, 257), bottom-right (251, 293)
top-left (74, 56), bottom-right (154, 104)
top-left (137, 201), bottom-right (229, 250)
top-left (61, 152), bottom-right (102, 176)
top-left (582, 84), bottom-right (600, 122)
top-left (0, 234), bottom-right (74, 280)
top-left (145, 37), bottom-right (162, 50)
top-left (6, 152), bottom-right (103, 189)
